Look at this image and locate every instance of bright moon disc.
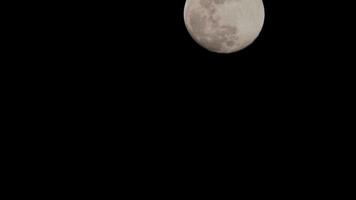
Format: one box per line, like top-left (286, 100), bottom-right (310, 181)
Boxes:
top-left (184, 0), bottom-right (265, 53)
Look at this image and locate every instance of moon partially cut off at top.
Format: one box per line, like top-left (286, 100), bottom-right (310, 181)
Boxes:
top-left (184, 0), bottom-right (265, 54)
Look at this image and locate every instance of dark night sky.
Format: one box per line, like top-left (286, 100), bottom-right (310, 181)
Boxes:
top-left (11, 1), bottom-right (349, 71)
top-left (7, 1), bottom-right (353, 92)
top-left (21, 0), bottom-right (346, 95)
top-left (3, 1), bottom-right (354, 163)
top-left (2, 2), bottom-right (353, 182)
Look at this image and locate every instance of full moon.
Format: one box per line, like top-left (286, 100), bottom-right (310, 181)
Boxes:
top-left (184, 0), bottom-right (265, 53)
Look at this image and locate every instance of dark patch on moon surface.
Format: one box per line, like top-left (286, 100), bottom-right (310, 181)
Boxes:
top-left (188, 0), bottom-right (240, 52)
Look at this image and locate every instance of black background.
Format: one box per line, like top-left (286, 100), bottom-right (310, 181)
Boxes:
top-left (5, 0), bottom-right (353, 124)
top-left (9, 1), bottom-right (352, 81)
top-left (2, 1), bottom-right (354, 191)
top-left (5, 1), bottom-right (354, 124)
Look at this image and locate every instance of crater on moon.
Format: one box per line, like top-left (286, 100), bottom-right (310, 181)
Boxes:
top-left (184, 0), bottom-right (265, 54)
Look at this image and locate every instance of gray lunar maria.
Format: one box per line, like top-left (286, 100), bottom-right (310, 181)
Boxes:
top-left (184, 0), bottom-right (265, 53)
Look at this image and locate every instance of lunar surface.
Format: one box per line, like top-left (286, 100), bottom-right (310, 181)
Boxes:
top-left (184, 0), bottom-right (265, 53)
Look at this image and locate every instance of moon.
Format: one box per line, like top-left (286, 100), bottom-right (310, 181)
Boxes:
top-left (184, 0), bottom-right (265, 53)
